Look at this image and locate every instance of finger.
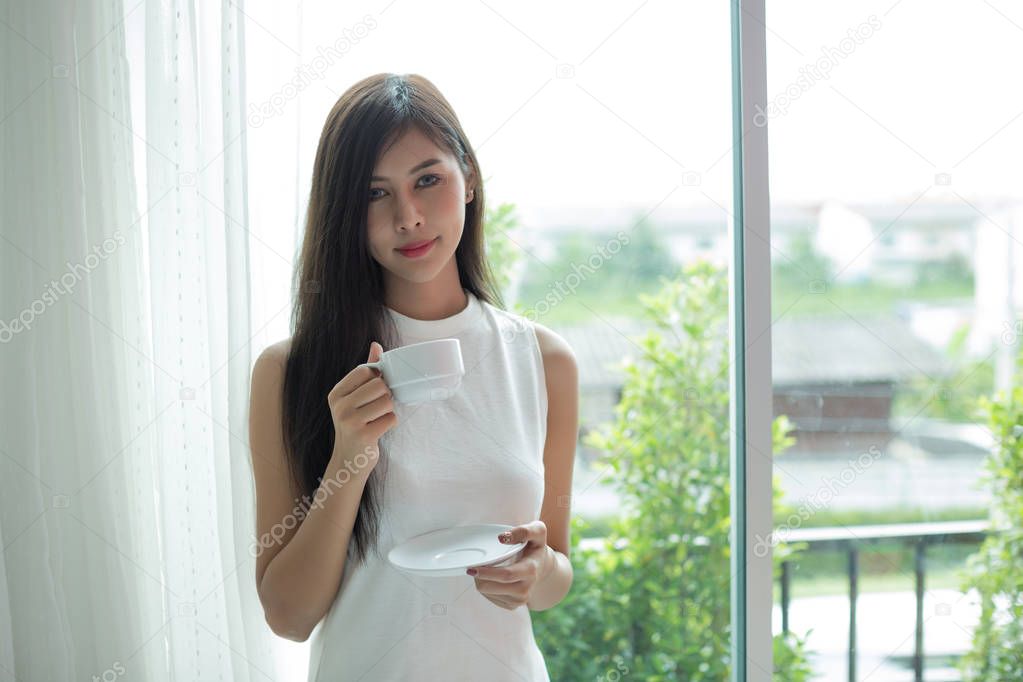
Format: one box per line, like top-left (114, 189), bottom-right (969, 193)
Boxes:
top-left (499, 520), bottom-right (546, 547)
top-left (483, 593), bottom-right (519, 610)
top-left (495, 595), bottom-right (523, 610)
top-left (360, 390), bottom-right (396, 422)
top-left (333, 361), bottom-right (383, 399)
top-left (474, 577), bottom-right (527, 597)
top-left (468, 564), bottom-right (521, 583)
top-left (350, 376), bottom-right (391, 410)
top-left (478, 582), bottom-right (527, 607)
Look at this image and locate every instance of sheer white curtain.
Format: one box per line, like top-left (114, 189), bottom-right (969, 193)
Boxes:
top-left (1, 1), bottom-right (280, 679)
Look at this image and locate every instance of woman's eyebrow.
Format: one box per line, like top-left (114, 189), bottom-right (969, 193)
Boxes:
top-left (371, 158), bottom-right (441, 181)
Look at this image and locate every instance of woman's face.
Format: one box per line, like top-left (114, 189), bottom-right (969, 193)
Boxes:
top-left (366, 127), bottom-right (473, 287)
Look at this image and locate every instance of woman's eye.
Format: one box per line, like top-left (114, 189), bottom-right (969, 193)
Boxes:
top-left (369, 175), bottom-right (440, 202)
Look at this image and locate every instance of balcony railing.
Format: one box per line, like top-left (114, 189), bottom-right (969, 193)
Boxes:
top-left (577, 519), bottom-right (990, 681)
top-left (778, 520), bottom-right (990, 682)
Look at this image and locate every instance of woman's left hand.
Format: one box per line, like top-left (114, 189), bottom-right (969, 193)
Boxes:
top-left (466, 520), bottom-right (555, 610)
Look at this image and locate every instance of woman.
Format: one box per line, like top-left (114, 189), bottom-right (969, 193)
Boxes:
top-left (248, 73), bottom-right (579, 681)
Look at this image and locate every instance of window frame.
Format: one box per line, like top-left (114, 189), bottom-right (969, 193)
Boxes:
top-left (730, 0), bottom-right (773, 679)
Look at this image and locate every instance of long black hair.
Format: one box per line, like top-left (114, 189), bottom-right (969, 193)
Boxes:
top-left (282, 73), bottom-right (504, 566)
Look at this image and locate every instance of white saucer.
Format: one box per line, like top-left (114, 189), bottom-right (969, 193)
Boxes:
top-left (387, 524), bottom-right (527, 577)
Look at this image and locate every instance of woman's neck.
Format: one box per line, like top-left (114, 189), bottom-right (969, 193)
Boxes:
top-left (384, 283), bottom-right (468, 321)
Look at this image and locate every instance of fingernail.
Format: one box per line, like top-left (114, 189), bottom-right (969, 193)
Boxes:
top-left (499, 533), bottom-right (511, 543)
top-left (466, 568), bottom-right (477, 576)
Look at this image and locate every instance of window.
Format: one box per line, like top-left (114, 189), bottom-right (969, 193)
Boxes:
top-left (765, 2), bottom-right (1017, 679)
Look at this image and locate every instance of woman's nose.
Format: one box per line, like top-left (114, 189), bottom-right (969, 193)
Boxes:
top-left (395, 197), bottom-right (424, 230)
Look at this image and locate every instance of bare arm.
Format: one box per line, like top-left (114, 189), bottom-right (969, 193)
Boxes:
top-left (249, 342), bottom-right (386, 642)
top-left (528, 323), bottom-right (579, 611)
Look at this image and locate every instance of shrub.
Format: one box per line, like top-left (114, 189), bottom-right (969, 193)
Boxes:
top-left (959, 386), bottom-right (1023, 680)
top-left (531, 260), bottom-right (811, 680)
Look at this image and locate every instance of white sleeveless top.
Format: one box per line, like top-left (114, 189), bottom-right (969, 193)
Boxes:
top-left (307, 289), bottom-right (551, 682)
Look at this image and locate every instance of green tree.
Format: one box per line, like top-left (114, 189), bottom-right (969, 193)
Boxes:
top-left (483, 201), bottom-right (524, 301)
top-left (515, 232), bottom-right (593, 310)
top-left (773, 229), bottom-right (833, 289)
top-left (892, 322), bottom-right (995, 422)
top-left (613, 214), bottom-right (676, 287)
top-left (959, 384), bottom-right (1023, 680)
top-left (528, 260), bottom-right (811, 680)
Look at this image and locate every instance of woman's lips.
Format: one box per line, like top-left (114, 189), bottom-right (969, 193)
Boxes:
top-left (396, 237), bottom-right (437, 258)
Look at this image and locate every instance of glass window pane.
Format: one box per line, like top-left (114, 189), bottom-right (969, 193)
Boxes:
top-left (254, 3), bottom-right (758, 679)
top-left (765, 2), bottom-right (1022, 680)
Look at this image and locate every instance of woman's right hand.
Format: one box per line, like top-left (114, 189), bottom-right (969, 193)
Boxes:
top-left (327, 341), bottom-right (398, 469)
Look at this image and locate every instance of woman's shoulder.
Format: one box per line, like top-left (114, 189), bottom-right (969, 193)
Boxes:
top-left (482, 300), bottom-right (573, 357)
top-left (530, 322), bottom-right (575, 366)
top-left (255, 337), bottom-right (293, 370)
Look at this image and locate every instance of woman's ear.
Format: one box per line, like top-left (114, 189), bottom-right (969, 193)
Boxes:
top-left (463, 165), bottom-right (477, 202)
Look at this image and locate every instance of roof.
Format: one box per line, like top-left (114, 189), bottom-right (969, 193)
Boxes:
top-left (518, 198), bottom-right (997, 236)
top-left (555, 314), bottom-right (952, 389)
top-left (771, 315), bottom-right (950, 385)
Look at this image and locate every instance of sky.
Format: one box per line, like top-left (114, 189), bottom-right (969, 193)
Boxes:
top-left (122, 0), bottom-right (1023, 349)
top-left (240, 0), bottom-right (1021, 221)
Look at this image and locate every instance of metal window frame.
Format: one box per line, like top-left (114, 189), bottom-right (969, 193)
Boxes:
top-left (730, 0), bottom-right (772, 680)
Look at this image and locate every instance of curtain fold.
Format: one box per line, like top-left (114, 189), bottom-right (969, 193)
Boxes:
top-left (1, 1), bottom-right (277, 679)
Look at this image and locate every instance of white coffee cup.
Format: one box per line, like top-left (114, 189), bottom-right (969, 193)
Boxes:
top-left (362, 338), bottom-right (465, 404)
